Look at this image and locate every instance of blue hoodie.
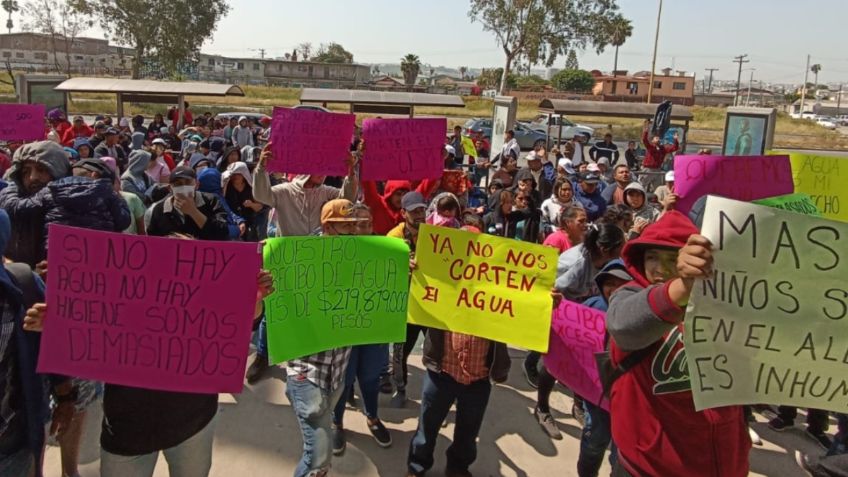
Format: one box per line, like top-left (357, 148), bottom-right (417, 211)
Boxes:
top-left (582, 259), bottom-right (631, 312)
top-left (197, 168), bottom-right (244, 239)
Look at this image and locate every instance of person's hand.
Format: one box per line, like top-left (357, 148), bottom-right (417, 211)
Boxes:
top-left (243, 199), bottom-right (255, 208)
top-left (50, 400), bottom-right (74, 437)
top-left (258, 142), bottom-right (273, 167)
top-left (173, 194), bottom-right (199, 215)
top-left (35, 260), bottom-right (48, 281)
top-left (256, 269), bottom-right (275, 301)
top-left (238, 222), bottom-right (246, 237)
top-left (551, 289), bottom-right (563, 308)
top-left (23, 303), bottom-right (46, 332)
top-left (661, 193), bottom-right (679, 211)
top-left (630, 217), bottom-right (649, 235)
top-left (677, 235), bottom-right (713, 284)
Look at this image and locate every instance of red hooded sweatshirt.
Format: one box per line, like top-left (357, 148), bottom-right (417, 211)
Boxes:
top-left (363, 179), bottom-right (437, 235)
top-left (61, 123), bottom-right (94, 147)
top-left (606, 211), bottom-right (750, 477)
top-left (641, 129), bottom-right (679, 169)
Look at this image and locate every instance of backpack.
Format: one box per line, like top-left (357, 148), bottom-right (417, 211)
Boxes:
top-left (594, 346), bottom-right (652, 399)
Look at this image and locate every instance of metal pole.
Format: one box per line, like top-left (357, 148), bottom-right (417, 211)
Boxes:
top-left (746, 69), bottom-right (755, 106)
top-left (647, 0), bottom-right (663, 104)
top-left (800, 54), bottom-right (810, 116)
top-left (838, 84), bottom-right (843, 117)
top-left (733, 54), bottom-right (749, 106)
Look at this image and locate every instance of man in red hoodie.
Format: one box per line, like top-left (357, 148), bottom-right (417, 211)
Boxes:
top-left (605, 211), bottom-right (751, 477)
top-left (362, 179), bottom-right (439, 235)
top-left (639, 119), bottom-right (678, 193)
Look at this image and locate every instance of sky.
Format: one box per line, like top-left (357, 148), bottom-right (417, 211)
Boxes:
top-left (104, 0), bottom-right (848, 85)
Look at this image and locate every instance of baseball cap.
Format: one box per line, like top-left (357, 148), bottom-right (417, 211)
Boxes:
top-left (580, 172), bottom-right (601, 184)
top-left (665, 171), bottom-right (675, 182)
top-left (152, 138), bottom-right (167, 146)
top-left (587, 163), bottom-right (601, 172)
top-left (94, 121), bottom-right (106, 130)
top-left (321, 199), bottom-right (363, 223)
top-left (597, 157), bottom-right (610, 166)
top-left (169, 166), bottom-right (197, 183)
top-left (401, 192), bottom-right (427, 211)
top-left (594, 259), bottom-right (633, 286)
top-left (444, 144), bottom-right (456, 157)
top-left (73, 158), bottom-right (113, 180)
top-left (104, 127), bottom-right (119, 135)
top-left (557, 158), bottom-right (576, 175)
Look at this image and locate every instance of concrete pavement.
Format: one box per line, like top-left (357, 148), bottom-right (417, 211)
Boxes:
top-left (44, 348), bottom-right (826, 477)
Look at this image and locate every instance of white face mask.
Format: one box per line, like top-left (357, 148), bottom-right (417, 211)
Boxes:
top-left (171, 185), bottom-right (194, 197)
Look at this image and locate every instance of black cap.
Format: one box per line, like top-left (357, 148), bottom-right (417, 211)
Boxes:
top-left (73, 158), bottom-right (113, 181)
top-left (580, 171), bottom-right (601, 184)
top-left (401, 191), bottom-right (427, 211)
top-left (169, 166), bottom-right (197, 183)
top-left (104, 127), bottom-right (119, 135)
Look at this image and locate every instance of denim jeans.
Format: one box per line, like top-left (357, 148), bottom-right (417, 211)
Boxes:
top-left (100, 415), bottom-right (216, 477)
top-left (407, 370), bottom-right (492, 476)
top-left (333, 344), bottom-right (387, 425)
top-left (254, 316), bottom-right (268, 358)
top-left (286, 377), bottom-right (344, 477)
top-left (0, 447), bottom-right (34, 477)
top-left (577, 400), bottom-right (614, 477)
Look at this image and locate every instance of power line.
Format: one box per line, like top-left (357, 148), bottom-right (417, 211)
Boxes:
top-left (733, 54), bottom-right (750, 106)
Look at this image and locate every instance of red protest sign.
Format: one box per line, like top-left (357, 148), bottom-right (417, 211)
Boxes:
top-left (37, 225), bottom-right (261, 394)
top-left (361, 118), bottom-right (446, 180)
top-left (0, 104), bottom-right (45, 141)
top-left (268, 106), bottom-right (355, 176)
top-left (544, 300), bottom-right (609, 410)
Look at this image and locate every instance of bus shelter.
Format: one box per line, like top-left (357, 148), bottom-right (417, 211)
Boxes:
top-left (300, 88), bottom-right (465, 117)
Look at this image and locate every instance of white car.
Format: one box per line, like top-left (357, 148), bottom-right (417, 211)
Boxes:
top-left (525, 114), bottom-right (594, 142)
top-left (815, 116), bottom-right (838, 129)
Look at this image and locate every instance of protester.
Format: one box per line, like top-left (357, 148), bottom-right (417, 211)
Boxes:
top-left (589, 133), bottom-right (619, 165)
top-left (449, 126), bottom-right (465, 167)
top-left (639, 119), bottom-right (679, 192)
top-left (605, 211), bottom-right (751, 476)
top-left (622, 182), bottom-right (660, 224)
top-left (61, 116), bottom-right (94, 147)
top-left (564, 134), bottom-right (586, 165)
top-left (653, 170), bottom-right (675, 205)
top-left (101, 157), bottom-right (147, 234)
top-left (222, 161), bottom-right (263, 242)
top-left (232, 117), bottom-right (255, 149)
top-left (223, 117), bottom-right (238, 144)
top-left (0, 141), bottom-right (70, 267)
top-left (623, 141), bottom-right (638, 170)
top-left (73, 137), bottom-right (94, 160)
top-left (517, 150), bottom-right (553, 201)
top-left (542, 205), bottom-right (588, 254)
top-left (362, 179), bottom-right (437, 236)
top-left (121, 150), bottom-right (155, 206)
top-left (144, 166), bottom-right (230, 240)
top-left (94, 128), bottom-right (127, 171)
top-left (576, 260), bottom-right (632, 477)
top-left (197, 168), bottom-right (246, 240)
top-left (540, 178), bottom-right (579, 235)
top-left (490, 150), bottom-right (518, 188)
top-left (601, 164), bottom-right (633, 206)
top-left (406, 224), bottom-right (512, 477)
top-left (147, 114), bottom-right (167, 140)
top-left (216, 147), bottom-right (241, 173)
top-left (47, 108), bottom-right (72, 143)
top-left (500, 130), bottom-right (520, 161)
top-left (387, 191), bottom-right (428, 408)
top-left (573, 172), bottom-right (606, 221)
top-left (88, 122), bottom-right (107, 149)
top-left (769, 407), bottom-right (831, 448)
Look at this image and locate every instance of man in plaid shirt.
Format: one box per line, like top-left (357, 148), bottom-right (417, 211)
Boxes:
top-left (284, 199), bottom-right (367, 477)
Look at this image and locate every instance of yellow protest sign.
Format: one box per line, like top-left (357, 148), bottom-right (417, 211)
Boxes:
top-left (461, 135), bottom-right (478, 158)
top-left (408, 224), bottom-right (557, 351)
top-left (769, 151), bottom-right (846, 222)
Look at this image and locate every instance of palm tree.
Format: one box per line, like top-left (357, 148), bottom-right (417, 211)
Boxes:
top-left (401, 54), bottom-right (421, 90)
top-left (608, 17), bottom-right (633, 77)
top-left (459, 66), bottom-right (467, 80)
top-left (811, 63), bottom-right (822, 92)
top-left (2, 0), bottom-right (19, 34)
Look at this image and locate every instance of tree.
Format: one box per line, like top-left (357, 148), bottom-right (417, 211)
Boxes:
top-left (459, 66), bottom-right (467, 80)
top-left (23, 0), bottom-right (92, 76)
top-left (311, 42), bottom-right (353, 63)
top-left (71, 0), bottom-right (229, 79)
top-left (477, 67), bottom-right (503, 89)
top-left (469, 0), bottom-right (623, 94)
top-left (811, 63), bottom-right (822, 90)
top-left (2, 0), bottom-right (19, 33)
top-left (606, 16), bottom-right (632, 75)
top-left (296, 42), bottom-right (313, 61)
top-left (565, 50), bottom-right (579, 70)
top-left (551, 69), bottom-right (595, 93)
top-left (400, 53), bottom-right (421, 90)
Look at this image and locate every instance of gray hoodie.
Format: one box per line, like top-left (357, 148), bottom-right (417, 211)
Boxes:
top-left (554, 243), bottom-right (599, 301)
top-left (121, 150), bottom-right (153, 204)
top-left (252, 162), bottom-right (356, 236)
top-left (624, 182), bottom-right (660, 223)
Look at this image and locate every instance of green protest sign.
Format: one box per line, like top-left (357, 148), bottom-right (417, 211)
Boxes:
top-left (753, 192), bottom-right (821, 216)
top-left (263, 236), bottom-right (410, 364)
top-left (684, 196), bottom-right (847, 412)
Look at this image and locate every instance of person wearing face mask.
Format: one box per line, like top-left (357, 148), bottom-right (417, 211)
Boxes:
top-left (144, 167), bottom-right (229, 240)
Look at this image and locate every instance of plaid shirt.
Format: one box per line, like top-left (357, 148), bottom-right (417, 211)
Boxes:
top-left (0, 294), bottom-right (23, 445)
top-left (287, 347), bottom-right (351, 392)
top-left (441, 332), bottom-right (490, 385)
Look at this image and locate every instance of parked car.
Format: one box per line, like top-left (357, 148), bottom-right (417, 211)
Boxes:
top-left (463, 118), bottom-right (547, 151)
top-left (215, 112), bottom-right (271, 124)
top-left (815, 116), bottom-right (838, 129)
top-left (526, 114), bottom-right (594, 142)
top-left (292, 104), bottom-right (332, 113)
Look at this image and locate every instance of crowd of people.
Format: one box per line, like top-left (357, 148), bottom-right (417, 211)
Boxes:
top-left (0, 105), bottom-right (842, 477)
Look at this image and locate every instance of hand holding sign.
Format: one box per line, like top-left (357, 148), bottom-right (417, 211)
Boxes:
top-left (361, 118), bottom-right (447, 181)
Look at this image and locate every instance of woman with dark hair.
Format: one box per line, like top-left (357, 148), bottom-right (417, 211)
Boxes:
top-left (531, 224), bottom-right (626, 440)
top-left (222, 161), bottom-right (263, 241)
top-left (482, 188), bottom-right (541, 243)
top-left (147, 114), bottom-right (167, 140)
top-left (491, 151), bottom-right (519, 188)
top-left (542, 205), bottom-right (588, 254)
top-left (541, 177), bottom-right (579, 235)
top-left (217, 147), bottom-right (242, 172)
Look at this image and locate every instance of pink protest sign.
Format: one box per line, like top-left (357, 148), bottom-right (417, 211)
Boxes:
top-left (673, 154), bottom-right (793, 214)
top-left (361, 118), bottom-right (447, 180)
top-left (37, 225), bottom-right (262, 394)
top-left (0, 104), bottom-right (45, 141)
top-left (268, 106), bottom-right (355, 176)
top-left (544, 300), bottom-right (608, 410)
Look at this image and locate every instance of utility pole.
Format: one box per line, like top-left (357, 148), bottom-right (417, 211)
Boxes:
top-left (733, 54), bottom-right (749, 106)
top-left (837, 83), bottom-right (843, 117)
top-left (745, 68), bottom-right (756, 106)
top-left (800, 54), bottom-right (810, 116)
top-left (704, 68), bottom-right (719, 93)
top-left (647, 0), bottom-right (663, 104)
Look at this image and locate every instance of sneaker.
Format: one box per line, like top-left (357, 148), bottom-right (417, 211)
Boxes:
top-left (571, 403), bottom-right (586, 426)
top-left (332, 426), bottom-right (346, 456)
top-left (748, 427), bottom-right (763, 446)
top-left (367, 419), bottom-right (392, 448)
top-left (534, 407), bottom-right (562, 440)
top-left (806, 428), bottom-right (833, 450)
top-left (245, 354), bottom-right (269, 384)
top-left (768, 416), bottom-right (793, 431)
top-left (379, 373), bottom-right (394, 394)
top-left (523, 362), bottom-right (540, 389)
top-left (390, 390), bottom-right (407, 408)
top-left (795, 450), bottom-right (818, 477)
